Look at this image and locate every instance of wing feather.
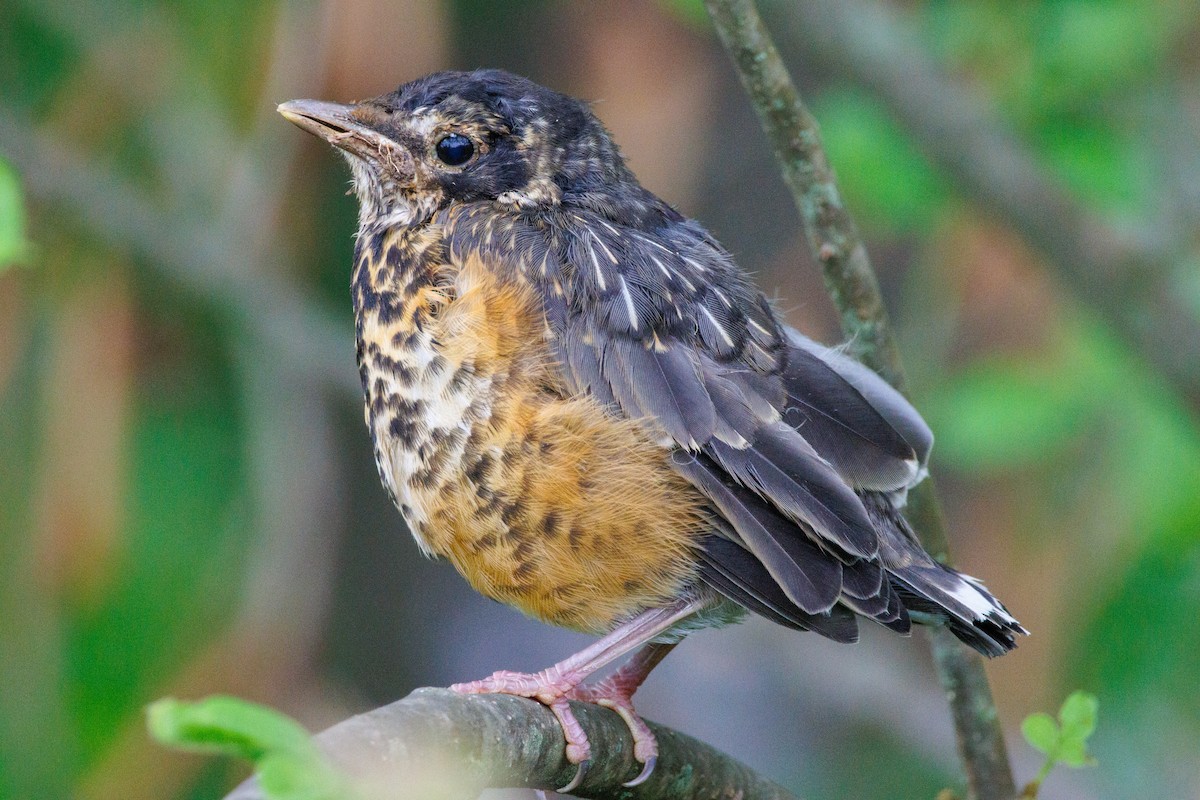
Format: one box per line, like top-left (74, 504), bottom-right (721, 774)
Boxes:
top-left (781, 342), bottom-right (922, 491)
top-left (699, 537), bottom-right (860, 642)
top-left (786, 328), bottom-right (934, 483)
top-left (436, 202), bottom-right (1020, 655)
top-left (676, 456), bottom-right (843, 614)
top-left (612, 337), bottom-right (717, 447)
top-left (708, 424), bottom-right (880, 559)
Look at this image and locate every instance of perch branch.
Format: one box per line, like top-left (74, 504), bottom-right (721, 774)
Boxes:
top-left (779, 0), bottom-right (1200, 411)
top-left (704, 2), bottom-right (1016, 799)
top-left (223, 688), bottom-right (798, 800)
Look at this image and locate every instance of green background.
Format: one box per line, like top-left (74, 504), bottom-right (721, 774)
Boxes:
top-left (2, 0), bottom-right (1198, 797)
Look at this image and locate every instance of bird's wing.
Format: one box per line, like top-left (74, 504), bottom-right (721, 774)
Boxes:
top-left (780, 326), bottom-right (933, 494)
top-left (440, 204), bottom-right (929, 617)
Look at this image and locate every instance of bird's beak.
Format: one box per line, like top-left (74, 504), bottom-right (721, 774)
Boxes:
top-left (277, 99), bottom-right (391, 162)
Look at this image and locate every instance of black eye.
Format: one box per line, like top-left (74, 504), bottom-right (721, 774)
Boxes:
top-left (435, 133), bottom-right (474, 166)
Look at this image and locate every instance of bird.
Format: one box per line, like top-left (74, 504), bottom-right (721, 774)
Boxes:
top-left (279, 68), bottom-right (1025, 792)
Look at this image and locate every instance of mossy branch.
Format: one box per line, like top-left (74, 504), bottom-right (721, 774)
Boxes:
top-left (704, 1), bottom-right (1016, 799)
top-left (219, 688), bottom-right (799, 800)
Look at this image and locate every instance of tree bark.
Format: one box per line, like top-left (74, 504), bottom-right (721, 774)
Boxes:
top-left (223, 688), bottom-right (799, 800)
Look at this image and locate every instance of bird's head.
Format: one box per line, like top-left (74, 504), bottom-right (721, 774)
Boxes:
top-left (279, 69), bottom-right (635, 230)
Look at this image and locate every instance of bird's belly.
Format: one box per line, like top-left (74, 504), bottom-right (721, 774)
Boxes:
top-left (410, 391), bottom-right (708, 632)
top-left (359, 258), bottom-right (707, 633)
top-left (370, 367), bottom-right (708, 632)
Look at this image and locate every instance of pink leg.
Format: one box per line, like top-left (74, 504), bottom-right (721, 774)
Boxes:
top-left (450, 597), bottom-right (702, 792)
top-left (567, 641), bottom-right (676, 786)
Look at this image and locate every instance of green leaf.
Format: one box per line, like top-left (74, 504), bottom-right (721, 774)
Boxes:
top-left (1055, 737), bottom-right (1093, 768)
top-left (258, 753), bottom-right (347, 800)
top-left (1021, 712), bottom-right (1060, 756)
top-left (147, 696), bottom-right (314, 761)
top-left (1022, 692), bottom-right (1099, 788)
top-left (0, 158), bottom-right (31, 269)
top-left (148, 696), bottom-right (354, 800)
top-left (1058, 691), bottom-right (1098, 742)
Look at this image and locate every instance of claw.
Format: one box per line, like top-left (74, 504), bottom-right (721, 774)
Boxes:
top-left (623, 754), bottom-right (656, 787)
top-left (557, 758), bottom-right (589, 793)
top-left (449, 635), bottom-right (685, 795)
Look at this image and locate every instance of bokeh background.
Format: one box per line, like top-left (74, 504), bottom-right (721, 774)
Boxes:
top-left (3, 1), bottom-right (1199, 798)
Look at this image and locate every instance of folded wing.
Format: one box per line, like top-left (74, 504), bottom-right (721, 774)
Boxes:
top-left (440, 202), bottom-right (1022, 655)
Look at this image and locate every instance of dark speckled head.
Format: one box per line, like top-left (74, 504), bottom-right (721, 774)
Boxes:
top-left (279, 69), bottom-right (639, 229)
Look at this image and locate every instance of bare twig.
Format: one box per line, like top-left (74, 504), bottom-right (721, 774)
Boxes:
top-left (223, 688), bottom-right (799, 800)
top-left (701, 0), bottom-right (905, 387)
top-left (703, 2), bottom-right (1016, 799)
top-left (777, 0), bottom-right (1200, 411)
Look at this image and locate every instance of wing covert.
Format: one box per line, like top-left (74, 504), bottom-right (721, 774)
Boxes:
top-left (437, 202), bottom-right (932, 571)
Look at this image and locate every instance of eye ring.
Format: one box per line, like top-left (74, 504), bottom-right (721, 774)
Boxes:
top-left (435, 133), bottom-right (475, 166)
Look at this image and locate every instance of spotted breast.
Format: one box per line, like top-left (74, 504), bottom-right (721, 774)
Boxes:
top-left (352, 215), bottom-right (708, 634)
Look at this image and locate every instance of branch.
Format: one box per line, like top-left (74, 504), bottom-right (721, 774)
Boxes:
top-left (703, 2), bottom-right (1016, 799)
top-left (222, 688), bottom-right (799, 800)
top-left (777, 0), bottom-right (1200, 411)
top-left (702, 0), bottom-right (905, 387)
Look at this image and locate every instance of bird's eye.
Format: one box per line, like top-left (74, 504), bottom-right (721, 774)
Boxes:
top-left (435, 133), bottom-right (474, 166)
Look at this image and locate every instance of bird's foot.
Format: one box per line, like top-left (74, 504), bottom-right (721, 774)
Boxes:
top-left (451, 668), bottom-right (592, 792)
top-left (567, 677), bottom-right (658, 787)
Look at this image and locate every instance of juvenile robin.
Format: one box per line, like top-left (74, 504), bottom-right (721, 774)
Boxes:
top-left (279, 69), bottom-right (1024, 791)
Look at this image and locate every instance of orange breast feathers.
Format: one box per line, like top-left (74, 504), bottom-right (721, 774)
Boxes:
top-left (412, 255), bottom-right (710, 633)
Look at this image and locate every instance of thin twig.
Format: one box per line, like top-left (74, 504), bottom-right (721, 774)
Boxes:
top-left (223, 688), bottom-right (799, 800)
top-left (703, 2), bottom-right (1016, 799)
top-left (777, 0), bottom-right (1200, 412)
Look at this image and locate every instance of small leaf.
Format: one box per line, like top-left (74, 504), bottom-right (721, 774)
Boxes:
top-left (147, 696), bottom-right (314, 760)
top-left (1058, 691), bottom-right (1099, 741)
top-left (147, 696), bottom-right (356, 800)
top-left (258, 753), bottom-right (347, 800)
top-left (1021, 712), bottom-right (1060, 755)
top-left (1055, 736), bottom-right (1094, 768)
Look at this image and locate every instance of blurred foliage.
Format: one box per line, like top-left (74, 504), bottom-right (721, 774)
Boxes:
top-left (0, 158), bottom-right (30, 268)
top-left (71, 369), bottom-right (250, 758)
top-left (658, 0), bottom-right (710, 28)
top-left (812, 88), bottom-right (951, 236)
top-left (812, 1), bottom-right (1200, 796)
top-left (1, 2), bottom-right (265, 798)
top-left (0, 0), bottom-right (1198, 799)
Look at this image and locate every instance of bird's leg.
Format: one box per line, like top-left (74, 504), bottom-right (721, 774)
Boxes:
top-left (565, 641), bottom-right (677, 787)
top-left (450, 597), bottom-right (702, 792)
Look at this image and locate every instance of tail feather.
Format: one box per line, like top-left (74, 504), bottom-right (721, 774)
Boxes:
top-left (891, 563), bottom-right (1026, 657)
top-left (861, 490), bottom-right (1026, 657)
